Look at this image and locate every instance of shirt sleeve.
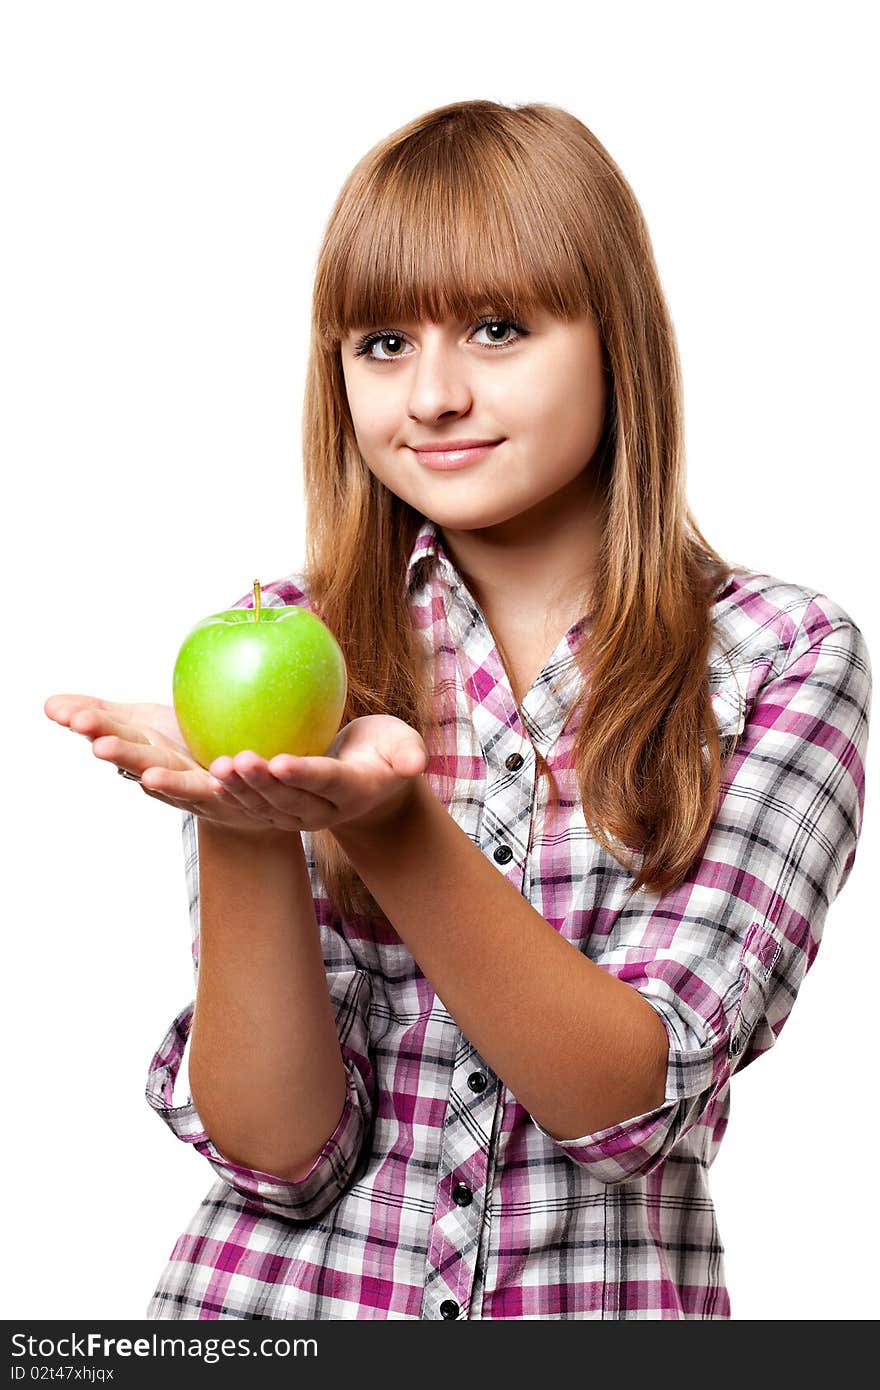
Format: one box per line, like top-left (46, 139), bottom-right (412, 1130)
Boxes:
top-left (144, 809), bottom-right (377, 1222)
top-left (531, 595), bottom-right (871, 1185)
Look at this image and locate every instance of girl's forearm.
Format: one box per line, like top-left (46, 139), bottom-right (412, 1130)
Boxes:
top-left (333, 777), bottom-right (669, 1141)
top-left (188, 820), bottom-right (347, 1181)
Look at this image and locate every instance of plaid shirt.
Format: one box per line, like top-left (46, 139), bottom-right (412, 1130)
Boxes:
top-left (145, 517), bottom-right (871, 1319)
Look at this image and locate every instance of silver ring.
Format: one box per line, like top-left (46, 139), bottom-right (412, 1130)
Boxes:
top-left (117, 767), bottom-right (143, 783)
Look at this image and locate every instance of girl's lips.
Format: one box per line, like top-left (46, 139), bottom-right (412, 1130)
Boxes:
top-left (412, 441), bottom-right (503, 471)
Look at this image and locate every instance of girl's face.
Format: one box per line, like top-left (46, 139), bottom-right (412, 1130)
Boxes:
top-left (340, 307), bottom-right (608, 534)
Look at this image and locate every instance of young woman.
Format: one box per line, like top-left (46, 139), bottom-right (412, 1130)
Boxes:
top-left (44, 99), bottom-right (871, 1319)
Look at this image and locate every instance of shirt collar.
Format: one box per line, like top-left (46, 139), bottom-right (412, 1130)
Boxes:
top-left (404, 515), bottom-right (463, 597)
top-left (404, 513), bottom-right (593, 651)
top-left (404, 516), bottom-right (733, 643)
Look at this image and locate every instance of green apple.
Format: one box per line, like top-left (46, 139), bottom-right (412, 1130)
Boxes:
top-left (172, 580), bottom-right (348, 767)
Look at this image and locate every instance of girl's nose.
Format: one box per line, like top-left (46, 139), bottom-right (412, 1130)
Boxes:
top-left (405, 334), bottom-right (474, 418)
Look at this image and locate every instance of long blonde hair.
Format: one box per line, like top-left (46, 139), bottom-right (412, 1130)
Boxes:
top-left (299, 99), bottom-right (746, 918)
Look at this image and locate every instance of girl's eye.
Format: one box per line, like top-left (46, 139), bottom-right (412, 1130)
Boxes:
top-left (352, 317), bottom-right (528, 363)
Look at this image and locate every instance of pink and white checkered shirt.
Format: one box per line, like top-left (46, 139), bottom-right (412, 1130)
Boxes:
top-left (145, 517), bottom-right (871, 1319)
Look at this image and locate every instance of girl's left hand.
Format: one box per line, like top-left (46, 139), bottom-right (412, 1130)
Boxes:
top-left (146, 714), bottom-right (429, 837)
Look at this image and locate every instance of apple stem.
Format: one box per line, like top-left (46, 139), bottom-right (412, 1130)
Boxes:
top-left (253, 579), bottom-right (261, 622)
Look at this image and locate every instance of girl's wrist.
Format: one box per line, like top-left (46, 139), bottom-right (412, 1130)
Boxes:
top-left (197, 815), bottom-right (301, 854)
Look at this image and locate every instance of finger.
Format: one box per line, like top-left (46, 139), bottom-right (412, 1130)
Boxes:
top-left (134, 777), bottom-right (269, 828)
top-left (44, 694), bottom-right (103, 726)
top-left (266, 753), bottom-right (348, 803)
top-left (44, 694), bottom-right (137, 726)
top-left (138, 783), bottom-right (259, 823)
top-left (216, 753), bottom-right (339, 818)
top-left (140, 765), bottom-right (226, 798)
top-left (93, 735), bottom-right (174, 781)
top-left (72, 709), bottom-right (156, 746)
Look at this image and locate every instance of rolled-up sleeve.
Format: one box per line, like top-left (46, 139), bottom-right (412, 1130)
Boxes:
top-left (532, 599), bottom-right (871, 1185)
top-left (145, 811), bottom-right (377, 1221)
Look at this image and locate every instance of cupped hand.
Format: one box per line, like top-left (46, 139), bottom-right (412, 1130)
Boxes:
top-left (44, 693), bottom-right (428, 838)
top-left (203, 715), bottom-right (428, 837)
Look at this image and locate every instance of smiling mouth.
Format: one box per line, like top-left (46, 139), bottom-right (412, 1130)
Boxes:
top-left (411, 441), bottom-right (503, 471)
top-left (410, 438), bottom-right (503, 451)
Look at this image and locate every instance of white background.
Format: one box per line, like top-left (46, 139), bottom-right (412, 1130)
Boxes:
top-left (3, 0), bottom-right (877, 1322)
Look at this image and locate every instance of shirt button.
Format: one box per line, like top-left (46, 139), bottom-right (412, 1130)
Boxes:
top-left (439, 1299), bottom-right (460, 1319)
top-left (452, 1181), bottom-right (473, 1206)
top-left (493, 844), bottom-right (513, 864)
top-left (505, 752), bottom-right (524, 771)
top-left (467, 1071), bottom-right (487, 1092)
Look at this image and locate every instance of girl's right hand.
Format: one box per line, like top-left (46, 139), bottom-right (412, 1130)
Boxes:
top-left (44, 693), bottom-right (193, 770)
top-left (43, 692), bottom-right (267, 834)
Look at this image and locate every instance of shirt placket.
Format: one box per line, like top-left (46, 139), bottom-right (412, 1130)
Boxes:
top-left (420, 584), bottom-right (569, 1319)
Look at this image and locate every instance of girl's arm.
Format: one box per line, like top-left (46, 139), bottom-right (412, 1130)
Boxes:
top-left (332, 778), bottom-right (670, 1141)
top-left (187, 819), bottom-right (348, 1180)
top-left (332, 605), bottom-right (870, 1176)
